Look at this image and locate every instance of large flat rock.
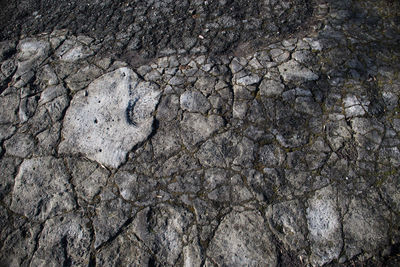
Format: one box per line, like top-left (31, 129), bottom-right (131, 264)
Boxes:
top-left (59, 67), bottom-right (161, 168)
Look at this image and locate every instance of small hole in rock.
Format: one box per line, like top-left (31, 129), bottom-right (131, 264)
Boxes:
top-left (94, 119), bottom-right (98, 124)
top-left (99, 149), bottom-right (102, 152)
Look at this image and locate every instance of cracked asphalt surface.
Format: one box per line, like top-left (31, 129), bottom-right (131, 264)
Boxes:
top-left (1, 0), bottom-right (400, 266)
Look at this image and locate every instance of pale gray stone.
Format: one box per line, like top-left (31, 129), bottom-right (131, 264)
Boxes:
top-left (0, 156), bottom-right (22, 200)
top-left (156, 94), bottom-right (180, 121)
top-left (1, 58), bottom-right (16, 78)
top-left (180, 90), bottom-right (211, 114)
top-left (96, 230), bottom-right (151, 266)
top-left (0, 93), bottom-right (19, 124)
top-left (14, 38), bottom-right (50, 77)
top-left (292, 50), bottom-right (312, 64)
top-left (266, 200), bottom-right (308, 254)
top-left (168, 170), bottom-right (203, 193)
top-left (270, 48), bottom-right (290, 63)
top-left (278, 60), bottom-right (319, 82)
top-left (57, 42), bottom-right (94, 62)
top-left (36, 122), bottom-right (61, 155)
top-left (259, 79), bottom-right (285, 97)
top-left (10, 157), bottom-right (76, 221)
top-left (93, 198), bottom-right (132, 248)
top-left (326, 120), bottom-right (352, 151)
top-left (131, 204), bottom-right (193, 265)
top-left (306, 186), bottom-right (342, 266)
top-left (194, 76), bottom-right (216, 95)
top-left (259, 144), bottom-right (286, 167)
top-left (152, 122), bottom-right (181, 159)
top-left (18, 95), bottom-right (38, 123)
top-left (232, 137), bottom-right (255, 168)
top-left (66, 158), bottom-right (109, 202)
top-left (343, 193), bottom-right (390, 260)
top-left (183, 238), bottom-right (203, 267)
top-left (208, 210), bottom-right (277, 266)
top-left (180, 112), bottom-right (224, 148)
top-left (235, 73), bottom-right (261, 86)
top-left (0, 222), bottom-right (40, 267)
top-left (4, 132), bottom-right (35, 158)
top-left (195, 131), bottom-right (238, 168)
top-left (30, 213), bottom-right (91, 266)
top-left (38, 84), bottom-right (67, 105)
top-left (59, 67), bottom-right (161, 168)
top-left (65, 64), bottom-right (103, 91)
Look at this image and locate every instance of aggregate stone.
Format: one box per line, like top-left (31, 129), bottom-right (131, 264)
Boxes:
top-left (152, 122), bottom-right (182, 159)
top-left (194, 76), bottom-right (217, 96)
top-left (180, 90), bottom-right (211, 114)
top-left (266, 200), bottom-right (308, 254)
top-left (259, 144), bottom-right (286, 167)
top-left (59, 67), bottom-right (161, 168)
top-left (65, 64), bottom-right (103, 91)
top-left (278, 59), bottom-right (319, 82)
top-left (96, 230), bottom-right (152, 266)
top-left (343, 192), bottom-right (390, 260)
top-left (1, 58), bottom-right (16, 78)
top-left (57, 42), bottom-right (94, 62)
top-left (93, 197), bottom-right (133, 248)
top-left (36, 122), bottom-right (61, 155)
top-left (232, 137), bottom-right (255, 168)
top-left (180, 112), bottom-right (224, 149)
top-left (380, 174), bottom-right (400, 213)
top-left (4, 132), bottom-right (35, 158)
top-left (0, 156), bottom-right (21, 201)
top-left (0, 93), bottom-right (19, 124)
top-left (195, 131), bottom-right (238, 168)
top-left (0, 41), bottom-right (15, 61)
top-left (259, 79), bottom-right (285, 97)
top-left (37, 64), bottom-right (59, 86)
top-left (66, 158), bottom-right (109, 202)
top-left (1, 0), bottom-right (400, 265)
top-left (0, 221), bottom-right (41, 267)
top-left (14, 39), bottom-right (50, 76)
top-left (114, 170), bottom-right (159, 202)
top-left (183, 237), bottom-right (203, 267)
top-left (306, 185), bottom-right (342, 266)
top-left (246, 168), bottom-right (281, 202)
top-left (275, 114), bottom-right (310, 148)
top-left (326, 120), bottom-right (353, 151)
top-left (130, 204), bottom-right (194, 265)
top-left (168, 170), bottom-right (203, 194)
top-left (10, 157), bottom-right (76, 221)
top-left (30, 213), bottom-right (92, 266)
top-left (38, 84), bottom-right (67, 105)
top-left (18, 95), bottom-right (39, 123)
top-left (156, 94), bottom-right (180, 122)
top-left (207, 210), bottom-right (277, 266)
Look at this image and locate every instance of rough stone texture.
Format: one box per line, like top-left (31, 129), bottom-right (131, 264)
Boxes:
top-left (306, 186), bottom-right (342, 266)
top-left (59, 67), bottom-right (161, 168)
top-left (1, 0), bottom-right (400, 265)
top-left (207, 210), bottom-right (277, 266)
top-left (10, 157), bottom-right (76, 222)
top-left (30, 213), bottom-right (92, 266)
top-left (131, 204), bottom-right (193, 265)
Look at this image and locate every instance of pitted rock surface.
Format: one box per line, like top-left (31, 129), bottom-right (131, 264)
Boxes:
top-left (1, 0), bottom-right (400, 266)
top-left (59, 67), bottom-right (161, 168)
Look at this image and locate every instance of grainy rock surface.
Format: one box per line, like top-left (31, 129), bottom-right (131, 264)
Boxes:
top-left (1, 0), bottom-right (400, 266)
